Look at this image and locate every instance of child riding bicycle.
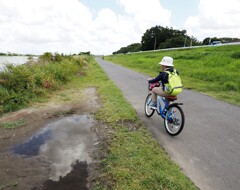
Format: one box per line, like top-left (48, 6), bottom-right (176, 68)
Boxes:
top-left (148, 56), bottom-right (182, 110)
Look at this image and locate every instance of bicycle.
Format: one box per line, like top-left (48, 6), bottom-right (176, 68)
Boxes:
top-left (144, 82), bottom-right (185, 136)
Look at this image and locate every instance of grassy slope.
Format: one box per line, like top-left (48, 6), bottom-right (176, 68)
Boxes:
top-left (75, 59), bottom-right (197, 190)
top-left (106, 45), bottom-right (240, 106)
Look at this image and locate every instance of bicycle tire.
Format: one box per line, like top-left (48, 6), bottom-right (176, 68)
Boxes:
top-left (164, 104), bottom-right (185, 136)
top-left (144, 93), bottom-right (155, 117)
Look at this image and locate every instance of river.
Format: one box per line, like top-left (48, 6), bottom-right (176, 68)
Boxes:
top-left (0, 56), bottom-right (32, 71)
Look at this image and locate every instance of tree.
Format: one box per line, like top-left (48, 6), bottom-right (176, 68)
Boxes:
top-left (202, 37), bottom-right (212, 45)
top-left (39, 52), bottom-right (54, 62)
top-left (141, 26), bottom-right (189, 51)
top-left (190, 36), bottom-right (202, 46)
top-left (112, 25), bottom-right (203, 54)
top-left (159, 36), bottom-right (186, 49)
top-left (128, 43), bottom-right (142, 52)
top-left (141, 26), bottom-right (167, 51)
top-left (113, 43), bottom-right (141, 54)
top-left (78, 51), bottom-right (91, 55)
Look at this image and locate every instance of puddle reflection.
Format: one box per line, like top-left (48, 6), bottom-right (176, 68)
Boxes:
top-left (12, 115), bottom-right (96, 181)
top-left (12, 127), bottom-right (52, 156)
top-left (42, 161), bottom-right (88, 190)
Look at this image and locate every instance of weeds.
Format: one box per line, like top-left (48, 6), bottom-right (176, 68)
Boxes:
top-left (0, 182), bottom-right (18, 190)
top-left (223, 81), bottom-right (239, 91)
top-left (0, 119), bottom-right (25, 129)
top-left (0, 53), bottom-right (87, 114)
top-left (231, 52), bottom-right (240, 59)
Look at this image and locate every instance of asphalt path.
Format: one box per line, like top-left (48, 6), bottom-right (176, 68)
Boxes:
top-left (96, 57), bottom-right (240, 190)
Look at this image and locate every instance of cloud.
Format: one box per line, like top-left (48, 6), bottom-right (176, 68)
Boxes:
top-left (0, 0), bottom-right (171, 55)
top-left (185, 0), bottom-right (240, 40)
top-left (118, 0), bottom-right (171, 30)
top-left (0, 0), bottom-right (95, 54)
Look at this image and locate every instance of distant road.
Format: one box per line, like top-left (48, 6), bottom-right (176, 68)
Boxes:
top-left (124, 42), bottom-right (240, 55)
top-left (96, 57), bottom-right (240, 190)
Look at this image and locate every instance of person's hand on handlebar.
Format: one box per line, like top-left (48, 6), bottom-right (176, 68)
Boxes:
top-left (148, 78), bottom-right (152, 81)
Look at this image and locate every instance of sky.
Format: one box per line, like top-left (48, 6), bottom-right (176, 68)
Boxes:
top-left (0, 0), bottom-right (240, 55)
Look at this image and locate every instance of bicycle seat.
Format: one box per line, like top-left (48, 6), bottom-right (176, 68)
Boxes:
top-left (165, 96), bottom-right (177, 101)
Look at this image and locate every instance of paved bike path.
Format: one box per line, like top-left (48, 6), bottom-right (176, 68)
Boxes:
top-left (96, 57), bottom-right (240, 190)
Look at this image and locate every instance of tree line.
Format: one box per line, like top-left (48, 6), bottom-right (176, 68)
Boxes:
top-left (113, 25), bottom-right (240, 54)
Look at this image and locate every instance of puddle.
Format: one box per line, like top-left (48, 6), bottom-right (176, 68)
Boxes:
top-left (12, 115), bottom-right (97, 188)
top-left (42, 161), bottom-right (89, 190)
top-left (12, 127), bottom-right (52, 156)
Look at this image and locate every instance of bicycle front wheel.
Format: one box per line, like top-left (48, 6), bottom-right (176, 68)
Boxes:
top-left (144, 93), bottom-right (155, 117)
top-left (164, 104), bottom-right (185, 136)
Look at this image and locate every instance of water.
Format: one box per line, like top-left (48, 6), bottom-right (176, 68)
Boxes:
top-left (0, 56), bottom-right (31, 71)
top-left (13, 127), bottom-right (52, 156)
top-left (12, 115), bottom-right (97, 189)
top-left (42, 161), bottom-right (89, 190)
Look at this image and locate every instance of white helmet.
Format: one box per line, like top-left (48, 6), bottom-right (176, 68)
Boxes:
top-left (159, 56), bottom-right (174, 67)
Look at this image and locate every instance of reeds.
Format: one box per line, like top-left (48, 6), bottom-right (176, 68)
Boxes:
top-left (0, 53), bottom-right (85, 114)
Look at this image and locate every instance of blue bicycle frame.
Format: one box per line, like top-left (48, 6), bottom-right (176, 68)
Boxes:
top-left (156, 95), bottom-right (169, 119)
top-left (148, 95), bottom-right (181, 120)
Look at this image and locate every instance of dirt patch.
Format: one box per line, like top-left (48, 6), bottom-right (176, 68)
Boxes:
top-left (0, 88), bottom-right (111, 190)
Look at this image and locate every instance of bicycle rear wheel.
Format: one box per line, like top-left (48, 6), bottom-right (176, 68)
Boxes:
top-left (164, 104), bottom-right (184, 136)
top-left (144, 93), bottom-right (155, 117)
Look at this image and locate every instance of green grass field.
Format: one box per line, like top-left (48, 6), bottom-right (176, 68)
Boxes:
top-left (106, 45), bottom-right (240, 106)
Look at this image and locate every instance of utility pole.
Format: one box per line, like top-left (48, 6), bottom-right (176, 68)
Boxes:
top-left (209, 38), bottom-right (211, 45)
top-left (154, 36), bottom-right (157, 50)
top-left (184, 35), bottom-right (187, 47)
top-left (190, 36), bottom-right (193, 47)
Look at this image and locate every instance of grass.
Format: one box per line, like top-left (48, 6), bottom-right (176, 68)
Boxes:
top-left (102, 127), bottom-right (196, 190)
top-left (0, 181), bottom-right (18, 190)
top-left (0, 54), bottom-right (84, 114)
top-left (106, 45), bottom-right (240, 106)
top-left (0, 119), bottom-right (25, 129)
top-left (73, 58), bottom-right (198, 189)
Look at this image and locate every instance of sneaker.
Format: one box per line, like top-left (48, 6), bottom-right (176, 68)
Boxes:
top-left (149, 102), bottom-right (157, 110)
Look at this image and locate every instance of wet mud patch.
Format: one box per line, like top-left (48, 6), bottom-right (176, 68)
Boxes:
top-left (0, 87), bottom-right (110, 190)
